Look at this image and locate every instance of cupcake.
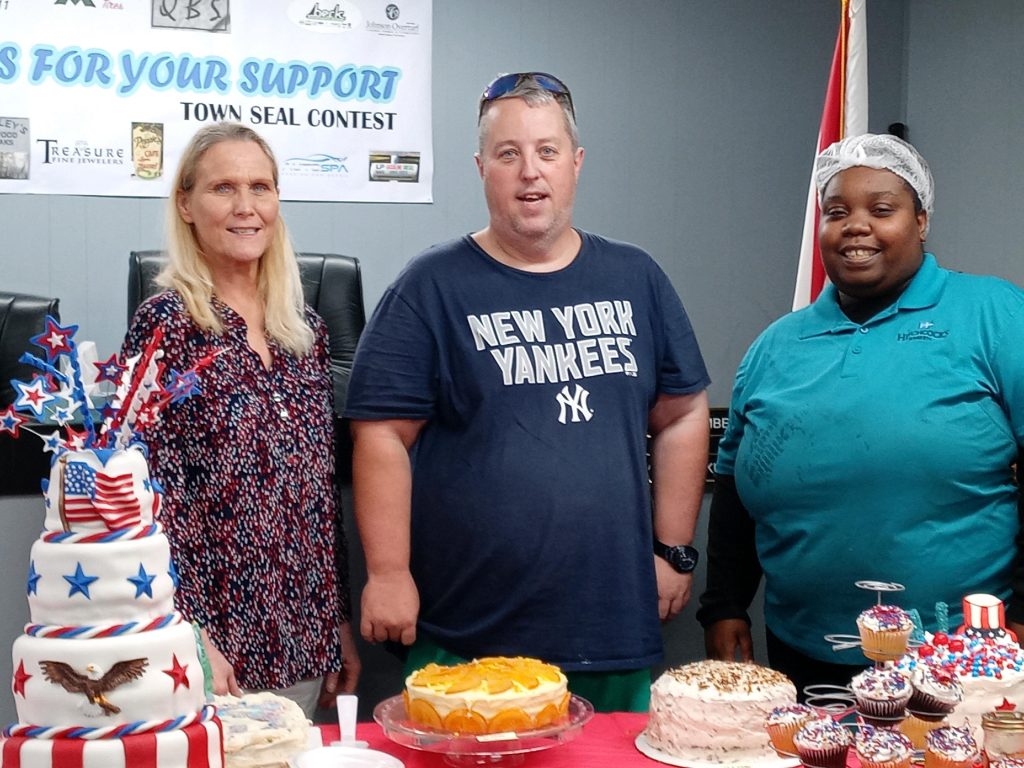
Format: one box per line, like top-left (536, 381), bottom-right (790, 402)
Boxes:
top-left (907, 666), bottom-right (964, 722)
top-left (900, 714), bottom-right (947, 750)
top-left (765, 704), bottom-right (826, 756)
top-left (855, 724), bottom-right (914, 768)
top-left (923, 724), bottom-right (978, 768)
top-left (851, 667), bottom-right (912, 726)
top-left (857, 605), bottom-right (914, 662)
top-left (793, 718), bottom-right (852, 768)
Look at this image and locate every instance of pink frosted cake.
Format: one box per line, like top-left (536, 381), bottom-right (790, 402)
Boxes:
top-left (643, 660), bottom-right (797, 762)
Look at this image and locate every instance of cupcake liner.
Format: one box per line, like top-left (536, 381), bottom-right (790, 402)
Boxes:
top-left (859, 757), bottom-right (913, 768)
top-left (796, 745), bottom-right (851, 768)
top-left (858, 625), bottom-right (912, 662)
top-left (900, 715), bottom-right (947, 749)
top-left (856, 697), bottom-right (908, 726)
top-left (923, 752), bottom-right (974, 768)
top-left (906, 690), bottom-right (957, 722)
top-left (766, 721), bottom-right (802, 757)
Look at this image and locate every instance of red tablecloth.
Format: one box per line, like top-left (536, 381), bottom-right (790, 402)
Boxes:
top-left (318, 712), bottom-right (652, 767)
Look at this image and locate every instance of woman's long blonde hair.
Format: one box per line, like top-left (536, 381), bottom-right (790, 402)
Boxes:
top-left (159, 122), bottom-right (314, 356)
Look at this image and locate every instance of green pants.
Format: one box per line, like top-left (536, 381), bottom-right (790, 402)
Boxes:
top-left (403, 636), bottom-right (651, 713)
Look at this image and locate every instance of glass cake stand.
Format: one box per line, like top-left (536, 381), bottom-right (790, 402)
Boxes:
top-left (373, 693), bottom-right (594, 766)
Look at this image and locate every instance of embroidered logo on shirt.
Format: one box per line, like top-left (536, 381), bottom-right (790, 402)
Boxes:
top-left (897, 320), bottom-right (949, 341)
top-left (556, 384), bottom-right (594, 424)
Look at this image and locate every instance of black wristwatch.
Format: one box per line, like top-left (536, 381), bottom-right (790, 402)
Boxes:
top-left (653, 540), bottom-right (699, 573)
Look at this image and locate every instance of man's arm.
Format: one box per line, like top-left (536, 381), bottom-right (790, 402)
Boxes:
top-left (648, 389), bottom-right (710, 621)
top-left (351, 418), bottom-right (427, 646)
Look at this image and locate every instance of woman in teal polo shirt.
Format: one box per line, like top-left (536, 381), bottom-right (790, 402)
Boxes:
top-left (698, 134), bottom-right (1024, 696)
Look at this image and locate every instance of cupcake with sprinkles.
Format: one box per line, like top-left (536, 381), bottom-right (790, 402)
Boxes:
top-left (765, 704), bottom-right (827, 756)
top-left (923, 724), bottom-right (978, 768)
top-left (908, 665), bottom-right (964, 722)
top-left (793, 718), bottom-right (852, 768)
top-left (858, 604), bottom-right (915, 662)
top-left (851, 667), bottom-right (913, 726)
top-left (855, 724), bottom-right (914, 768)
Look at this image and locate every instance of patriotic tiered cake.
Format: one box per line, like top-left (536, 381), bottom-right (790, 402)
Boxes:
top-left (0, 316), bottom-right (223, 768)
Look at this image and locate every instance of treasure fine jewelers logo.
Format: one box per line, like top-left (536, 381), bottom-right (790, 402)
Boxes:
top-left (37, 137), bottom-right (126, 166)
top-left (897, 319), bottom-right (949, 341)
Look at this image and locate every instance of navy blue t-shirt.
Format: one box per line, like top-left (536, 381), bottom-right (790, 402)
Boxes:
top-left (346, 231), bottom-right (709, 670)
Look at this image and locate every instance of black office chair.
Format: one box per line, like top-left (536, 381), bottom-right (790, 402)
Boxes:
top-left (126, 250), bottom-right (366, 482)
top-left (0, 292), bottom-right (61, 496)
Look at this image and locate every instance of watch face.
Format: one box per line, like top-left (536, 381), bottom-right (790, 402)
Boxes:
top-left (667, 545), bottom-right (698, 573)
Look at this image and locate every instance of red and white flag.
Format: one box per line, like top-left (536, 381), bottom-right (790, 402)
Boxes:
top-left (792, 0), bottom-right (869, 310)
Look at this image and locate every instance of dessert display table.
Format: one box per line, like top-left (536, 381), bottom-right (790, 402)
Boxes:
top-left (318, 712), bottom-right (649, 766)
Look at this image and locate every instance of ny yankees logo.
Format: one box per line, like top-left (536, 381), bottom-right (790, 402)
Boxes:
top-left (556, 384), bottom-right (593, 424)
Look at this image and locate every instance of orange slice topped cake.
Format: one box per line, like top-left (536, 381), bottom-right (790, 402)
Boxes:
top-left (404, 656), bottom-right (570, 734)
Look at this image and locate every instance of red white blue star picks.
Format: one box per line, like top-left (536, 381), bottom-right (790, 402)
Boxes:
top-left (93, 353), bottom-right (127, 385)
top-left (0, 406), bottom-right (29, 438)
top-left (29, 316), bottom-right (78, 363)
top-left (12, 376), bottom-right (55, 417)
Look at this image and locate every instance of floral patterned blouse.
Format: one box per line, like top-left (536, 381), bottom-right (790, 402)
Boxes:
top-left (122, 290), bottom-right (350, 689)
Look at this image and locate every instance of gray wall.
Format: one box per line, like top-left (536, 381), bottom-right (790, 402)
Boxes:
top-left (0, 0), bottom-right (1020, 724)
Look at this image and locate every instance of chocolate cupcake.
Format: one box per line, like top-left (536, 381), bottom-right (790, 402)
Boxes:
top-left (793, 718), bottom-right (852, 768)
top-left (923, 724), bottom-right (978, 768)
top-left (851, 667), bottom-right (912, 726)
top-left (907, 666), bottom-right (963, 722)
top-left (765, 704), bottom-right (826, 757)
top-left (857, 605), bottom-right (914, 662)
top-left (856, 724), bottom-right (914, 768)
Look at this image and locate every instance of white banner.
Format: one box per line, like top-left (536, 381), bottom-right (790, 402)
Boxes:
top-left (0, 0), bottom-right (433, 203)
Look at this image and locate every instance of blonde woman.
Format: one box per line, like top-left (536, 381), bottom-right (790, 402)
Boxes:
top-left (123, 122), bottom-right (359, 717)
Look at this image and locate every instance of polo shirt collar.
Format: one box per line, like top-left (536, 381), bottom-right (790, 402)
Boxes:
top-left (798, 252), bottom-right (945, 338)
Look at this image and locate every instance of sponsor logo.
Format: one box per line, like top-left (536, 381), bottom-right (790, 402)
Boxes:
top-left (556, 384), bottom-right (593, 424)
top-left (154, 0), bottom-right (229, 32)
top-left (283, 153), bottom-right (349, 177)
top-left (368, 151), bottom-right (419, 182)
top-left (55, 0), bottom-right (96, 5)
top-left (288, 0), bottom-right (361, 32)
top-left (131, 122), bottom-right (163, 180)
top-left (366, 3), bottom-right (421, 36)
top-left (897, 320), bottom-right (949, 342)
top-left (0, 116), bottom-right (30, 180)
top-left (36, 138), bottom-right (126, 166)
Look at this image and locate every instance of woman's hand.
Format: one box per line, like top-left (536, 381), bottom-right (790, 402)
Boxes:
top-left (318, 622), bottom-right (363, 708)
top-left (201, 628), bottom-right (242, 696)
top-left (704, 618), bottom-right (754, 662)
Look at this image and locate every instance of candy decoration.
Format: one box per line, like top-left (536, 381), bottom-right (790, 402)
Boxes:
top-left (935, 601), bottom-right (950, 633)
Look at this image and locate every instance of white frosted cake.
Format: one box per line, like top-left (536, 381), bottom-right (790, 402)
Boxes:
top-left (896, 629), bottom-right (1024, 740)
top-left (215, 693), bottom-right (309, 768)
top-left (2, 446), bottom-right (221, 768)
top-left (643, 660), bottom-right (797, 763)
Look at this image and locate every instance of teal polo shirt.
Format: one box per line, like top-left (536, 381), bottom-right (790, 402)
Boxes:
top-left (716, 254), bottom-right (1024, 663)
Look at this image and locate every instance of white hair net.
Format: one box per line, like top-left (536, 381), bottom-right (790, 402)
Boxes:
top-left (814, 133), bottom-right (933, 234)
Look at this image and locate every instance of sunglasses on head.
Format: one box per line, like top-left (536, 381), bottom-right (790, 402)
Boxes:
top-left (478, 72), bottom-right (575, 122)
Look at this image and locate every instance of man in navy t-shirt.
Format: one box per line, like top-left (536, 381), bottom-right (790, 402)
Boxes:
top-left (345, 72), bottom-right (710, 712)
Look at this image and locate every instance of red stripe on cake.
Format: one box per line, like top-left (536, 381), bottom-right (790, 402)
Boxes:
top-left (2, 737), bottom-right (25, 768)
top-left (51, 739), bottom-right (84, 768)
top-left (185, 722), bottom-right (207, 768)
top-left (123, 732), bottom-right (157, 765)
